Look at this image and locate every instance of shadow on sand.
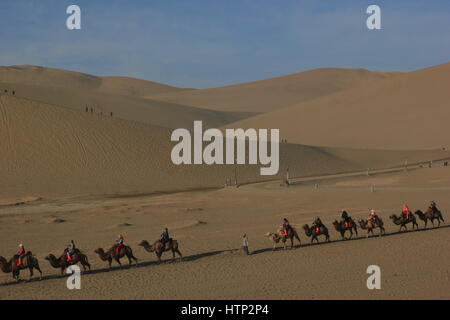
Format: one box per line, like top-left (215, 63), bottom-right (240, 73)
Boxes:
top-left (0, 249), bottom-right (237, 287)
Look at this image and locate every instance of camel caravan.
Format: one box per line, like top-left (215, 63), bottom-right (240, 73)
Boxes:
top-left (265, 201), bottom-right (444, 249)
top-left (0, 201), bottom-right (445, 282)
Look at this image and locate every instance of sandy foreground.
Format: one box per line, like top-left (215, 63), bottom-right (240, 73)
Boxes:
top-left (0, 164), bottom-right (448, 300)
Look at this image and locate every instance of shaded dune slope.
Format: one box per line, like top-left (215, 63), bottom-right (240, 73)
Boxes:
top-left (1, 95), bottom-right (447, 199)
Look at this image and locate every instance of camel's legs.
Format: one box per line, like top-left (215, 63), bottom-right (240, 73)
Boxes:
top-left (35, 266), bottom-right (42, 280)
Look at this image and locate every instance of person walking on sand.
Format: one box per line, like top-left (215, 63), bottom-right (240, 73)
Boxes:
top-left (242, 234), bottom-right (250, 255)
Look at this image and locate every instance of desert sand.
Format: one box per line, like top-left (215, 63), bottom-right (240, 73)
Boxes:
top-left (0, 164), bottom-right (448, 299)
top-left (0, 64), bottom-right (449, 299)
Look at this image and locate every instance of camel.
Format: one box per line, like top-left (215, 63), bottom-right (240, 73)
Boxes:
top-left (332, 219), bottom-right (358, 240)
top-left (45, 252), bottom-right (91, 275)
top-left (358, 218), bottom-right (385, 237)
top-left (0, 252), bottom-right (42, 281)
top-left (302, 224), bottom-right (330, 243)
top-left (138, 240), bottom-right (182, 262)
top-left (414, 209), bottom-right (445, 228)
top-left (390, 214), bottom-right (419, 232)
top-left (265, 227), bottom-right (301, 250)
top-left (94, 245), bottom-right (138, 268)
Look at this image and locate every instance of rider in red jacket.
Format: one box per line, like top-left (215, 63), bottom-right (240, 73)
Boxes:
top-left (282, 218), bottom-right (291, 237)
top-left (17, 244), bottom-right (26, 266)
top-left (369, 209), bottom-right (379, 225)
top-left (402, 204), bottom-right (412, 219)
top-left (115, 235), bottom-right (124, 256)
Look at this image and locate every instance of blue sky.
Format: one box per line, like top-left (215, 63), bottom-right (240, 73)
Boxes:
top-left (1, 0), bottom-right (449, 88)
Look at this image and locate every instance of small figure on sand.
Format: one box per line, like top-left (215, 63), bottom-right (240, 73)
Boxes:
top-left (242, 234), bottom-right (250, 255)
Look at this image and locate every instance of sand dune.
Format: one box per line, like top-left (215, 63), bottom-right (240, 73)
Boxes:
top-left (0, 65), bottom-right (187, 96)
top-left (225, 62), bottom-right (450, 150)
top-left (150, 68), bottom-right (399, 112)
top-left (0, 66), bottom-right (251, 129)
top-left (1, 94), bottom-right (448, 200)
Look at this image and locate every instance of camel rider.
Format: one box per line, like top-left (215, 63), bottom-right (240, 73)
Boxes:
top-left (312, 217), bottom-right (324, 232)
top-left (115, 234), bottom-right (124, 255)
top-left (369, 209), bottom-right (379, 225)
top-left (64, 240), bottom-right (76, 262)
top-left (401, 204), bottom-right (412, 220)
top-left (161, 228), bottom-right (171, 246)
top-left (282, 218), bottom-right (291, 237)
top-left (16, 244), bottom-right (26, 266)
top-left (340, 210), bottom-right (351, 227)
top-left (429, 201), bottom-right (438, 214)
